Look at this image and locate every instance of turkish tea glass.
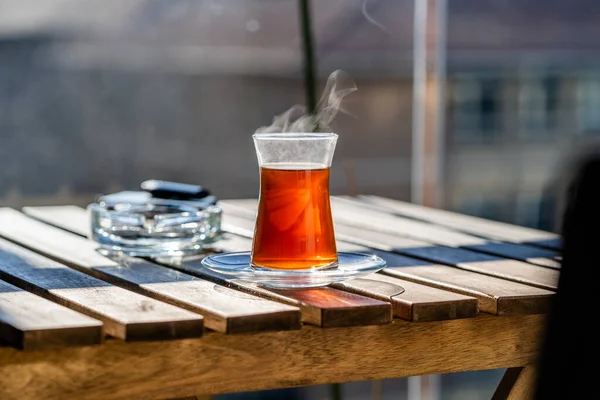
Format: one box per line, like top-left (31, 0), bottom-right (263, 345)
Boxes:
top-left (251, 132), bottom-right (338, 270)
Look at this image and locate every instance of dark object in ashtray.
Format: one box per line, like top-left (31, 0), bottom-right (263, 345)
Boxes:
top-left (98, 179), bottom-right (217, 210)
top-left (141, 179), bottom-right (211, 201)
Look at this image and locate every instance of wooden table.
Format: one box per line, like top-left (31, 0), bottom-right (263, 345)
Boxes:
top-left (0, 196), bottom-right (560, 400)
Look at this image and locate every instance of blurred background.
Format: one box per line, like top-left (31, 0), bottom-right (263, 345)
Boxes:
top-left (1, 0), bottom-right (597, 398)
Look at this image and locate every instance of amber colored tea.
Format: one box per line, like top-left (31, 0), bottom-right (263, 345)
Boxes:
top-left (251, 164), bottom-right (338, 270)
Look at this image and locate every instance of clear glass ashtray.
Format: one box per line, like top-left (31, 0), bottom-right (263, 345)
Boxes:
top-left (88, 202), bottom-right (222, 256)
top-left (200, 251), bottom-right (387, 288)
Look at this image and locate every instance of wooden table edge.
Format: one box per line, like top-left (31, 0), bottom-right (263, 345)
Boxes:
top-left (0, 313), bottom-right (546, 400)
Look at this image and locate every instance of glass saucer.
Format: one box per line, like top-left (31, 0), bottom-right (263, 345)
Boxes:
top-left (200, 252), bottom-right (387, 288)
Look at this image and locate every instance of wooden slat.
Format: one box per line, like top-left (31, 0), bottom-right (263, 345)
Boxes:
top-left (0, 209), bottom-right (301, 334)
top-left (221, 212), bottom-right (553, 316)
top-left (0, 314), bottom-right (545, 400)
top-left (0, 278), bottom-right (103, 350)
top-left (25, 206), bottom-right (393, 328)
top-left (333, 274), bottom-right (477, 321)
top-left (331, 197), bottom-right (561, 269)
top-left (0, 238), bottom-right (203, 341)
top-left (217, 199), bottom-right (259, 219)
top-left (23, 205), bottom-right (89, 237)
top-left (359, 194), bottom-right (561, 250)
top-left (218, 200), bottom-right (559, 290)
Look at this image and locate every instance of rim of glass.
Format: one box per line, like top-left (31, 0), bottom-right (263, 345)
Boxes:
top-left (252, 132), bottom-right (338, 140)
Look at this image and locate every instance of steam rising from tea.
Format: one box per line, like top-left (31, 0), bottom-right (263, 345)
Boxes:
top-left (256, 70), bottom-right (357, 133)
top-left (251, 72), bottom-right (349, 270)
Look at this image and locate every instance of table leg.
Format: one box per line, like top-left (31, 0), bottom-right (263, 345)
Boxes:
top-left (492, 365), bottom-right (537, 400)
top-left (371, 380), bottom-right (383, 400)
top-left (408, 375), bottom-right (441, 400)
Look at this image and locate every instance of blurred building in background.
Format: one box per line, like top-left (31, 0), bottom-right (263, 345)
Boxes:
top-left (444, 0), bottom-right (600, 231)
top-left (2, 0), bottom-right (600, 235)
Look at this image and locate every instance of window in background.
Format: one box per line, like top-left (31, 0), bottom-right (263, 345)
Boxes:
top-left (577, 73), bottom-right (600, 134)
top-left (451, 76), bottom-right (501, 144)
top-left (518, 75), bottom-right (560, 138)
